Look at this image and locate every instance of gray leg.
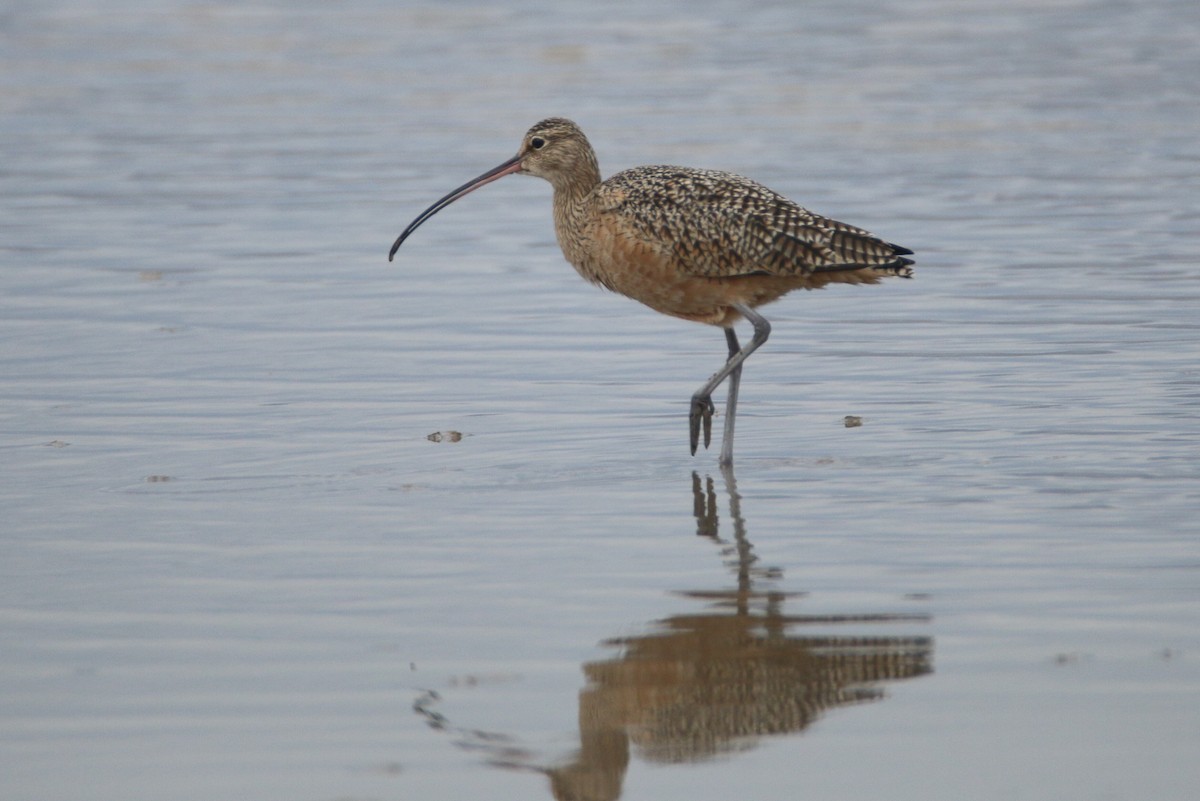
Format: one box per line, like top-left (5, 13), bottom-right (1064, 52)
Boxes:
top-left (719, 327), bottom-right (742, 466)
top-left (689, 303), bottom-right (771, 464)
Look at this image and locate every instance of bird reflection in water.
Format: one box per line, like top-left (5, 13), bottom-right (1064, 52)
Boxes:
top-left (416, 468), bottom-right (933, 801)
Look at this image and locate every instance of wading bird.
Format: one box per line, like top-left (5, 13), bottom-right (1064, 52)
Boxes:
top-left (389, 118), bottom-right (913, 465)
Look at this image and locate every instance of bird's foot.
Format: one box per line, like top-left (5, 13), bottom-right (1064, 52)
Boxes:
top-left (689, 394), bottom-right (715, 455)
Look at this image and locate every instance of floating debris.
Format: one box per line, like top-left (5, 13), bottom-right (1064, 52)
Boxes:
top-left (370, 761), bottom-right (403, 775)
top-left (1052, 652), bottom-right (1092, 666)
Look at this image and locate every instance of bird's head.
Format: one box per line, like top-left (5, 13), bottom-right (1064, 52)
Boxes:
top-left (513, 118), bottom-right (596, 185)
top-left (388, 118), bottom-right (598, 261)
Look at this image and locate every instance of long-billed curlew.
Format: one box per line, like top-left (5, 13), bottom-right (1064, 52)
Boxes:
top-left (389, 118), bottom-right (914, 465)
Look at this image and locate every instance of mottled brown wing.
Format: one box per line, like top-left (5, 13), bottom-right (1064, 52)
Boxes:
top-left (598, 166), bottom-right (911, 279)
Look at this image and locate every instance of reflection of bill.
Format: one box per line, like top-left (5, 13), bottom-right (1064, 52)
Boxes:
top-left (416, 469), bottom-right (934, 801)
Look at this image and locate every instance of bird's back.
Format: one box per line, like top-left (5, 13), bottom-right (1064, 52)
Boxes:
top-left (593, 165), bottom-right (914, 282)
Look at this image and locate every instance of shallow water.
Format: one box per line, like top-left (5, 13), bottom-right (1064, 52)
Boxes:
top-left (3, 1), bottom-right (1199, 799)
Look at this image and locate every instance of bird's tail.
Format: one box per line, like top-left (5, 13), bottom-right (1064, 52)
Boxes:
top-left (810, 238), bottom-right (915, 279)
top-left (872, 257), bottom-right (915, 279)
top-left (877, 243), bottom-right (915, 278)
top-left (813, 255), bottom-right (915, 280)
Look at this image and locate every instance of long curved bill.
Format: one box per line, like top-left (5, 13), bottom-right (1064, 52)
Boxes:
top-left (388, 153), bottom-right (524, 261)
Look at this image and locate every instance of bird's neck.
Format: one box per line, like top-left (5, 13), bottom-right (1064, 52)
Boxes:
top-left (549, 152), bottom-right (601, 212)
top-left (550, 155), bottom-right (602, 266)
top-left (549, 154), bottom-right (600, 242)
top-left (551, 182), bottom-right (593, 232)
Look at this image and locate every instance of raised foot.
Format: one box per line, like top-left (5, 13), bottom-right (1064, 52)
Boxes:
top-left (689, 394), bottom-right (715, 455)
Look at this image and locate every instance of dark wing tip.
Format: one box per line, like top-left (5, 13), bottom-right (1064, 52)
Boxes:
top-left (884, 243), bottom-right (915, 277)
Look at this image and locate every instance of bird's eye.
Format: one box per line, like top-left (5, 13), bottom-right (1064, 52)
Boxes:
top-left (530, 136), bottom-right (546, 150)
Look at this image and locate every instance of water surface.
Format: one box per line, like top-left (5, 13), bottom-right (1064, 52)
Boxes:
top-left (2, 1), bottom-right (1199, 800)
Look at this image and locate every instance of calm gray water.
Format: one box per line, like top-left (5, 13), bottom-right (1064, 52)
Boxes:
top-left (3, 1), bottom-right (1199, 799)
